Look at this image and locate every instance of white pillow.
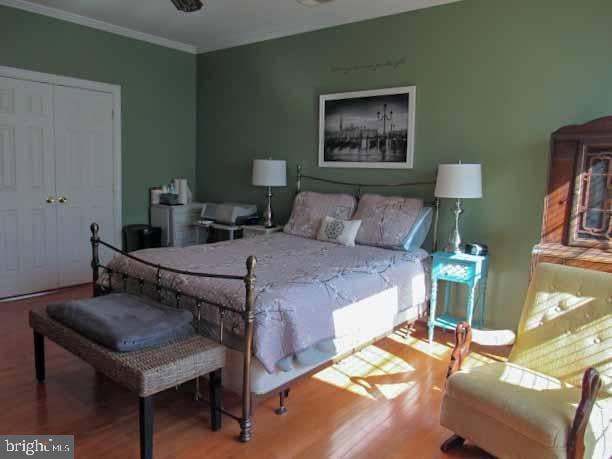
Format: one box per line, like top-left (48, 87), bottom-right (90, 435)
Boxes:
top-left (316, 216), bottom-right (362, 247)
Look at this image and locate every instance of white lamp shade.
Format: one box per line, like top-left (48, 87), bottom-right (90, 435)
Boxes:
top-left (435, 163), bottom-right (482, 199)
top-left (252, 159), bottom-right (287, 187)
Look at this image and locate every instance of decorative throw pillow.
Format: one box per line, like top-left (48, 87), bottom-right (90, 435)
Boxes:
top-left (316, 216), bottom-right (362, 247)
top-left (402, 207), bottom-right (434, 251)
top-left (284, 191), bottom-right (357, 239)
top-left (353, 194), bottom-right (423, 249)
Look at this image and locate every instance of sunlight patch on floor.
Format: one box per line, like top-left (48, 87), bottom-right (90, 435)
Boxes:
top-left (313, 325), bottom-right (505, 399)
top-left (388, 329), bottom-right (451, 360)
top-left (390, 326), bottom-right (506, 368)
top-left (313, 344), bottom-right (416, 400)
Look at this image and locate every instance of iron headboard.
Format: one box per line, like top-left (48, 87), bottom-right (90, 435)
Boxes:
top-left (295, 164), bottom-right (440, 251)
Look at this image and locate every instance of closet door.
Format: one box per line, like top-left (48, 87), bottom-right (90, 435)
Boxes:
top-left (54, 85), bottom-right (115, 287)
top-left (0, 77), bottom-right (58, 298)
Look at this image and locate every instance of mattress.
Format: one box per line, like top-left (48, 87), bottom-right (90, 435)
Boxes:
top-left (106, 232), bottom-right (429, 373)
top-left (225, 302), bottom-right (425, 395)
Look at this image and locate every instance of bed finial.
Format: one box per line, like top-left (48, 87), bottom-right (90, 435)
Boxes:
top-left (296, 164), bottom-right (302, 193)
top-left (246, 255), bottom-right (257, 278)
top-left (241, 254), bottom-right (257, 442)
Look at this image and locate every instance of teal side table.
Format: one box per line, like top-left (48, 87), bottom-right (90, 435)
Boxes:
top-left (428, 251), bottom-right (490, 343)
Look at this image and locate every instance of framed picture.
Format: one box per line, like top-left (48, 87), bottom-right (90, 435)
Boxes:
top-left (319, 86), bottom-right (416, 169)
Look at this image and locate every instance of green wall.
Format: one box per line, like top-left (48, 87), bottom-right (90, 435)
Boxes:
top-left (196, 0), bottom-right (612, 329)
top-left (0, 5), bottom-right (197, 225)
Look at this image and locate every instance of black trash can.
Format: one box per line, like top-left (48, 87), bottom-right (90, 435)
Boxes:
top-left (123, 225), bottom-right (162, 252)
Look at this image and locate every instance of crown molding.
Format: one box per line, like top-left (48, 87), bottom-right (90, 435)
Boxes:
top-left (0, 0), bottom-right (198, 54)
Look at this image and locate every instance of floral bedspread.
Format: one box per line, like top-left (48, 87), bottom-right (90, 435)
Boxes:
top-left (106, 233), bottom-right (429, 373)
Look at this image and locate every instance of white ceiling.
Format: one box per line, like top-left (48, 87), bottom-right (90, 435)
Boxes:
top-left (4, 0), bottom-right (462, 54)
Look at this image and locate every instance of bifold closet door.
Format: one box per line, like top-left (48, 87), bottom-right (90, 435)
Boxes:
top-left (0, 77), bottom-right (59, 298)
top-left (54, 85), bottom-right (115, 287)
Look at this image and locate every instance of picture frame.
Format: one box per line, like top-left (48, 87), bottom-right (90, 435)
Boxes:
top-left (318, 86), bottom-right (416, 169)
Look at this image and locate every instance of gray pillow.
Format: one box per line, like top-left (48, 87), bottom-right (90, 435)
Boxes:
top-left (47, 293), bottom-right (194, 352)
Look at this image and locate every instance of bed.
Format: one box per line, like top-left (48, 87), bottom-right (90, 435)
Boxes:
top-left (91, 166), bottom-right (439, 442)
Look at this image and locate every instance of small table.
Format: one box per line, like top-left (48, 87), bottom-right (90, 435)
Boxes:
top-left (193, 222), bottom-right (242, 243)
top-left (242, 225), bottom-right (283, 239)
top-left (428, 251), bottom-right (490, 343)
top-left (211, 223), bottom-right (242, 240)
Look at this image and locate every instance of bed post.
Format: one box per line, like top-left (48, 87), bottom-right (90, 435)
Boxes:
top-left (296, 164), bottom-right (302, 193)
top-left (432, 198), bottom-right (440, 252)
top-left (90, 223), bottom-right (101, 297)
top-left (240, 255), bottom-right (257, 442)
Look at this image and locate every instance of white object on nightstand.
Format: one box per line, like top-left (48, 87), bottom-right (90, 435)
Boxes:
top-left (242, 225), bottom-right (283, 239)
top-left (150, 203), bottom-right (205, 247)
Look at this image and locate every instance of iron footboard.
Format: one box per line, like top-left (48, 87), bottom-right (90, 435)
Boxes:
top-left (90, 222), bottom-right (256, 442)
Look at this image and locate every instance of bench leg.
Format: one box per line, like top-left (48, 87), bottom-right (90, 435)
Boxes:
top-left (34, 331), bottom-right (45, 382)
top-left (209, 369), bottom-right (223, 431)
top-left (139, 396), bottom-right (154, 459)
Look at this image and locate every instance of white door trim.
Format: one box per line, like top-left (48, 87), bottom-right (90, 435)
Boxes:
top-left (0, 64), bottom-right (122, 248)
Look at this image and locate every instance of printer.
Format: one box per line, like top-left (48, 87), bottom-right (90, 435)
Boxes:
top-left (200, 202), bottom-right (258, 225)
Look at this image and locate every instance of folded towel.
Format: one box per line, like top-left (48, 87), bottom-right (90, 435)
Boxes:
top-left (47, 293), bottom-right (194, 352)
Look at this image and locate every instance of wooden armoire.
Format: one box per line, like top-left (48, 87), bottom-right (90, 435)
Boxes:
top-left (532, 116), bottom-right (612, 272)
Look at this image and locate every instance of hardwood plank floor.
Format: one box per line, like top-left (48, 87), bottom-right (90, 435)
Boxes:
top-left (0, 285), bottom-right (507, 458)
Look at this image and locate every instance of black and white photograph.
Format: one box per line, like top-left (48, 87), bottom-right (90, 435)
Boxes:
top-left (318, 86), bottom-right (416, 169)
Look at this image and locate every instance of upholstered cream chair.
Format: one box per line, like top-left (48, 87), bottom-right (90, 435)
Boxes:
top-left (440, 263), bottom-right (611, 459)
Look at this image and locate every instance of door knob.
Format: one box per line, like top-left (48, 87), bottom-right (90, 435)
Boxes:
top-left (46, 197), bottom-right (56, 203)
top-left (58, 196), bottom-right (68, 203)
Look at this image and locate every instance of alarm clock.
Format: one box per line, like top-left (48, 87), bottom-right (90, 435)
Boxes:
top-left (465, 243), bottom-right (488, 256)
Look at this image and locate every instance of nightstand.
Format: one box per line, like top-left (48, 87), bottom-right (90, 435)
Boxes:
top-left (428, 251), bottom-right (490, 343)
top-left (242, 225), bottom-right (283, 239)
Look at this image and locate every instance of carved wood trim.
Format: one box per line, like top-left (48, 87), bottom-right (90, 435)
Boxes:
top-left (538, 116), bottom-right (612, 256)
top-left (567, 368), bottom-right (602, 459)
top-left (552, 116), bottom-right (612, 136)
top-left (446, 322), bottom-right (472, 379)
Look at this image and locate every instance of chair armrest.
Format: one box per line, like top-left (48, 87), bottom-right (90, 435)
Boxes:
top-left (446, 322), bottom-right (472, 379)
top-left (445, 324), bottom-right (515, 379)
top-left (567, 368), bottom-right (602, 459)
top-left (471, 328), bottom-right (516, 347)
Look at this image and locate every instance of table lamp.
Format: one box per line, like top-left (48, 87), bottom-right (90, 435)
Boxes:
top-left (435, 163), bottom-right (482, 253)
top-left (252, 159), bottom-right (287, 228)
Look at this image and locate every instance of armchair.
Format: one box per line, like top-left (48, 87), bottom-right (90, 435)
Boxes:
top-left (439, 263), bottom-right (611, 459)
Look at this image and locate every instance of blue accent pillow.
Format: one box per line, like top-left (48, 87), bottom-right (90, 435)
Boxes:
top-left (402, 207), bottom-right (433, 250)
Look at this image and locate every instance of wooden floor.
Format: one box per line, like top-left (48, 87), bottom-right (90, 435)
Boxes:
top-left (0, 285), bottom-right (507, 459)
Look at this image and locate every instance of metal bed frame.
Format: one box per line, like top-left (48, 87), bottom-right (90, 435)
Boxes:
top-left (89, 164), bottom-right (438, 443)
top-left (296, 165), bottom-right (440, 250)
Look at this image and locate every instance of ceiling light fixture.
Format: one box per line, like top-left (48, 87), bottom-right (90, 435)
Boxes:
top-left (171, 0), bottom-right (203, 13)
top-left (296, 0), bottom-right (335, 7)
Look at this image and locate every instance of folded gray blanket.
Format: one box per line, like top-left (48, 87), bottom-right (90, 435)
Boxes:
top-left (47, 293), bottom-right (195, 352)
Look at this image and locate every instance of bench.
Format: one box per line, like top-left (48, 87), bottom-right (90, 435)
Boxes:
top-left (29, 307), bottom-right (226, 459)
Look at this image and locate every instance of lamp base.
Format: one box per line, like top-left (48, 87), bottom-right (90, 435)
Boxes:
top-left (445, 199), bottom-right (464, 253)
top-left (263, 187), bottom-right (274, 228)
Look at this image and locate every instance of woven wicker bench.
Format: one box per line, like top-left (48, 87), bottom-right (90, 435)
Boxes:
top-left (29, 307), bottom-right (226, 459)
